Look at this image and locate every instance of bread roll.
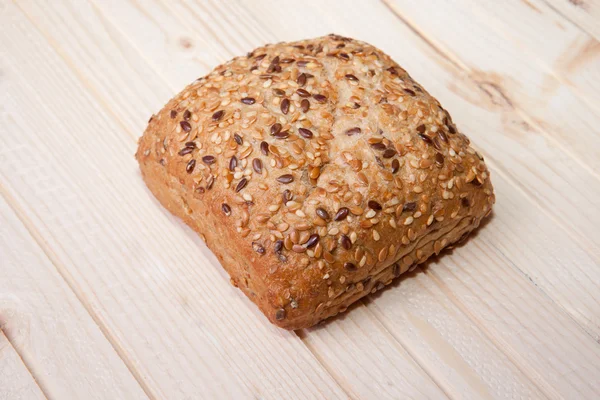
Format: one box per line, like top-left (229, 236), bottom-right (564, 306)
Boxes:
top-left (136, 34), bottom-right (495, 330)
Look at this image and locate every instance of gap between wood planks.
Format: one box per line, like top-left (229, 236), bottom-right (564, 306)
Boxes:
top-left (540, 0), bottom-right (600, 41)
top-left (380, 0), bottom-right (600, 181)
top-left (0, 184), bottom-right (158, 400)
top-left (0, 329), bottom-right (49, 400)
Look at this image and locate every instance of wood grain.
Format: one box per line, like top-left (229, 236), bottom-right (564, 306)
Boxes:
top-left (543, 0), bottom-right (600, 40)
top-left (0, 332), bottom-right (46, 400)
top-left (0, 195), bottom-right (148, 399)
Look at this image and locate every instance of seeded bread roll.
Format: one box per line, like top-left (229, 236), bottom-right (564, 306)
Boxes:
top-left (136, 34), bottom-right (495, 330)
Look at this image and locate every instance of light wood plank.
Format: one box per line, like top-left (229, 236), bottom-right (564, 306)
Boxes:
top-left (0, 332), bottom-right (46, 400)
top-left (382, 0), bottom-right (600, 172)
top-left (463, 0), bottom-right (600, 107)
top-left (1, 3), bottom-right (348, 399)
top-left (398, 0), bottom-right (600, 111)
top-left (88, 0), bottom-right (600, 398)
top-left (0, 195), bottom-right (148, 400)
top-left (543, 0), bottom-right (600, 40)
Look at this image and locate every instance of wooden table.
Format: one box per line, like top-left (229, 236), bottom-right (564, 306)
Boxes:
top-left (2, 1), bottom-right (599, 399)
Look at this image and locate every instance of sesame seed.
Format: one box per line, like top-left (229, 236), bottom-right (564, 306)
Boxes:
top-left (186, 159), bottom-right (196, 174)
top-left (234, 133), bottom-right (243, 145)
top-left (292, 244), bottom-right (306, 253)
top-left (183, 110), bottom-right (191, 120)
top-left (419, 159), bottom-right (432, 169)
top-left (404, 88), bottom-right (416, 96)
top-left (373, 230), bottom-right (380, 241)
top-left (345, 74), bottom-right (358, 82)
top-left (365, 209), bottom-right (376, 219)
top-left (404, 216), bottom-right (414, 225)
top-left (235, 178), bottom-right (248, 192)
top-left (241, 97), bottom-right (256, 105)
top-left (180, 121), bottom-right (192, 132)
top-left (202, 155), bottom-right (216, 165)
top-left (277, 174), bottom-right (294, 184)
top-left (359, 256), bottom-right (367, 267)
top-left (370, 142), bottom-right (386, 150)
top-left (334, 207), bottom-right (349, 221)
top-left (170, 110), bottom-right (177, 119)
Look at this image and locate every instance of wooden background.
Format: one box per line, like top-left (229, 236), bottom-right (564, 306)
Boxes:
top-left (1, 0), bottom-right (599, 399)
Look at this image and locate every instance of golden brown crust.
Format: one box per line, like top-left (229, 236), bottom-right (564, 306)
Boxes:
top-left (136, 34), bottom-right (495, 330)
